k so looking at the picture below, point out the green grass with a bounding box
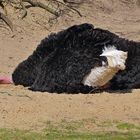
[116,122,140,130]
[1,120,140,140]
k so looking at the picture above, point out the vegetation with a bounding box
[1,119,140,140]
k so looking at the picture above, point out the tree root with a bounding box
[20,0,27,19]
[55,0,82,17]
[22,0,60,16]
[0,12,13,31]
[0,0,82,31]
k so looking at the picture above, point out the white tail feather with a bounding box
[82,46,128,87]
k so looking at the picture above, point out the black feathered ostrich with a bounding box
[0,23,140,93]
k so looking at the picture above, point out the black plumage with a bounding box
[12,23,140,93]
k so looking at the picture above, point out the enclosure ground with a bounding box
[0,0,140,134]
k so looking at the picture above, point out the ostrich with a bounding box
[0,23,139,93]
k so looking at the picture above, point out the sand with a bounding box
[0,0,140,130]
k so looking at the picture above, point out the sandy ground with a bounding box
[0,0,140,130]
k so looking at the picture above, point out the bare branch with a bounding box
[20,0,27,19]
[0,12,13,31]
[22,0,60,16]
[54,0,82,17]
[0,0,83,32]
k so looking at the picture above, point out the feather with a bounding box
[83,46,128,87]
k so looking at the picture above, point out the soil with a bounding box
[0,0,140,131]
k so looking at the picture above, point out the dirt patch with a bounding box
[0,0,140,130]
